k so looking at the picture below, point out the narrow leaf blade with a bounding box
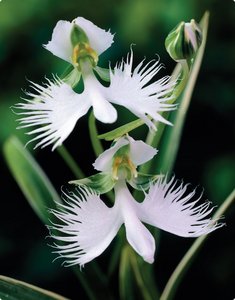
[0,275,69,300]
[3,136,61,224]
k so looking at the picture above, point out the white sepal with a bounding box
[127,136,157,166]
[93,137,129,172]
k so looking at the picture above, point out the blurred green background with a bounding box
[0,0,234,299]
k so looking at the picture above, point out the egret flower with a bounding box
[48,176,222,267]
[15,17,176,150]
[70,135,159,192]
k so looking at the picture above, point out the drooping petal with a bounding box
[127,136,157,166]
[44,17,114,63]
[107,50,177,130]
[83,69,117,123]
[137,176,224,237]
[93,136,129,172]
[15,77,91,150]
[48,187,122,267]
[115,180,156,263]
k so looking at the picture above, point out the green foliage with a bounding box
[0,275,69,300]
[3,136,61,224]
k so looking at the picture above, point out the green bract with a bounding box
[165,19,202,62]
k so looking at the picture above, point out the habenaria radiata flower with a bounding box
[48,176,223,267]
[70,135,159,192]
[15,17,176,150]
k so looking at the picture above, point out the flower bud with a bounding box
[70,22,98,67]
[165,19,202,61]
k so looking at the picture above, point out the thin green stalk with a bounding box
[57,145,85,178]
[88,112,104,157]
[160,189,235,300]
[72,267,97,300]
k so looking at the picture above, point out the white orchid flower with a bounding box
[49,176,222,267]
[15,17,176,150]
[93,135,158,178]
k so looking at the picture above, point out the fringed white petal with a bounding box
[93,137,129,172]
[15,77,90,150]
[108,50,177,130]
[137,176,224,237]
[44,17,114,63]
[48,187,122,267]
[115,181,156,263]
[127,136,158,166]
[74,17,114,55]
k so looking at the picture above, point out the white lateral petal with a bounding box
[127,136,158,166]
[115,181,156,263]
[74,17,114,55]
[49,187,122,267]
[137,176,224,237]
[15,77,91,150]
[93,137,129,172]
[44,20,74,63]
[108,50,177,130]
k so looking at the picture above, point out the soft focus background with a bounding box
[0,0,234,299]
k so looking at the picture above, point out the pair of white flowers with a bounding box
[15,17,222,267]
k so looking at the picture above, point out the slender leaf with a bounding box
[160,188,235,300]
[98,119,144,141]
[3,136,61,224]
[0,275,69,300]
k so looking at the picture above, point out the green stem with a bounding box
[160,188,235,300]
[72,267,97,300]
[88,112,104,156]
[57,145,85,178]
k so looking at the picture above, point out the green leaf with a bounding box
[3,136,61,224]
[160,188,235,300]
[98,119,144,141]
[147,11,210,175]
[94,66,110,82]
[69,172,115,194]
[0,275,70,300]
[128,173,162,191]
